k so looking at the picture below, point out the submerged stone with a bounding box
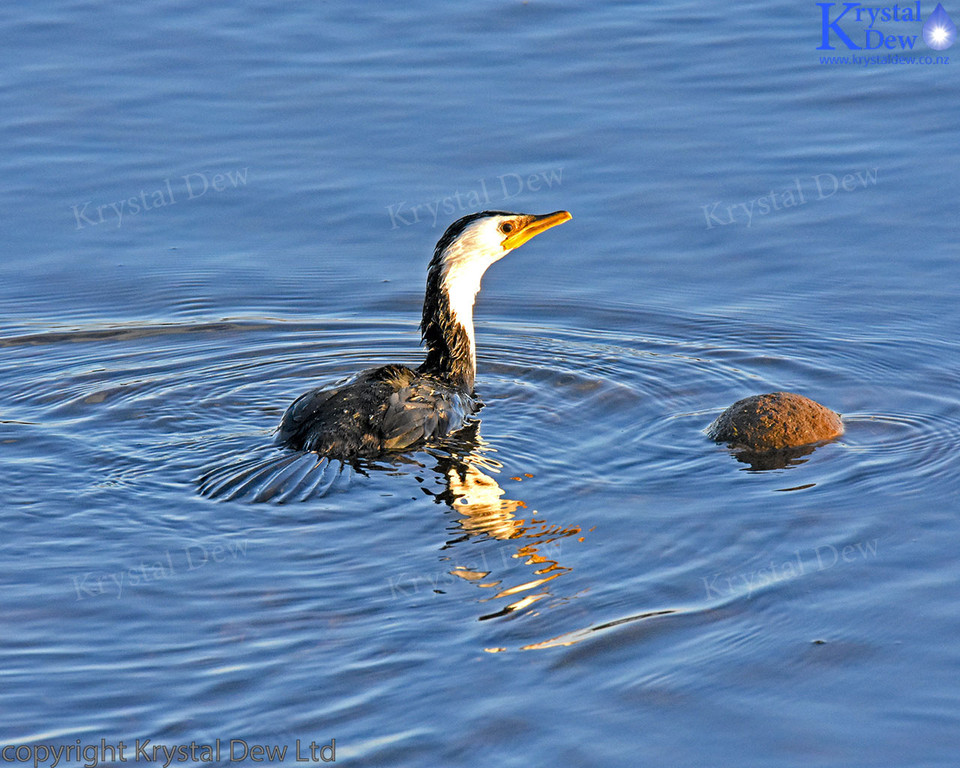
[707,392,843,452]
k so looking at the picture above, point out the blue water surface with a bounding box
[2,1,959,766]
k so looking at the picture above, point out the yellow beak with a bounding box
[501,210,572,251]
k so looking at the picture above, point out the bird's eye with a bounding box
[500,222,515,234]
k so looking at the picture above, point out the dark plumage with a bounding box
[277,210,571,459]
[275,364,474,456]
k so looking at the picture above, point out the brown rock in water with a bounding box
[707,392,843,452]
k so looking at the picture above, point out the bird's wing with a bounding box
[276,366,420,454]
[275,385,341,446]
[381,380,467,452]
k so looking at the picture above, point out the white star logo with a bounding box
[929,24,950,45]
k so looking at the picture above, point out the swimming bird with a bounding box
[276,210,571,459]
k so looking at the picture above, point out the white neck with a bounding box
[441,260,483,371]
[437,223,508,373]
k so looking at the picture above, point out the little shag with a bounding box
[276,210,571,459]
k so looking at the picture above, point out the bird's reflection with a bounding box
[199,419,589,625]
[418,421,587,622]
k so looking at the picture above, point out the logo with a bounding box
[817,2,955,51]
[923,2,957,48]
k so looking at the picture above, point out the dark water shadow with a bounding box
[724,442,820,471]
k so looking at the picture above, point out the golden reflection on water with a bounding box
[426,428,588,624]
[426,432,681,651]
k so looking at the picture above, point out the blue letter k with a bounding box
[817,3,862,50]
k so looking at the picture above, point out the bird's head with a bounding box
[420,209,571,389]
[431,210,572,277]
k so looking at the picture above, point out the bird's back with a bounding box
[276,364,477,459]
